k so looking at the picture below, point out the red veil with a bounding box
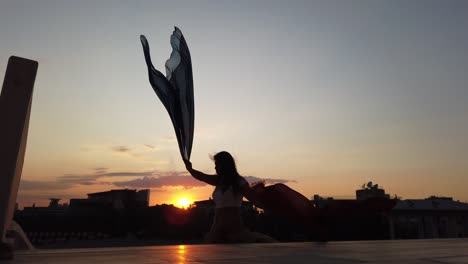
[244,182,318,227]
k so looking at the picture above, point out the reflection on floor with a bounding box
[6,238,468,264]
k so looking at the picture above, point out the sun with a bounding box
[176,197,192,209]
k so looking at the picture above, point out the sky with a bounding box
[1,0,467,207]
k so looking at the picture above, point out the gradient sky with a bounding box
[1,0,467,207]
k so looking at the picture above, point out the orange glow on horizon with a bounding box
[175,197,192,209]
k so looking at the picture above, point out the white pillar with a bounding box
[0,56,38,242]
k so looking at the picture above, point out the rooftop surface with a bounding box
[6,239,468,264]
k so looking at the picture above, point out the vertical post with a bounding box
[0,56,38,243]
[389,215,395,240]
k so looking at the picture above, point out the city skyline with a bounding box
[1,0,467,207]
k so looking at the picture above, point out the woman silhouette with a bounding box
[184,151,276,243]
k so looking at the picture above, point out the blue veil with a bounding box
[140,27,194,161]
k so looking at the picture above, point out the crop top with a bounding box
[212,176,248,209]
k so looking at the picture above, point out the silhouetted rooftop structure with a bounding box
[356,181,390,200]
[70,189,150,210]
[389,196,468,239]
[48,199,61,208]
[193,199,214,209]
[21,199,68,217]
[394,197,468,211]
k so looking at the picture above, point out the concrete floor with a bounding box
[5,239,468,264]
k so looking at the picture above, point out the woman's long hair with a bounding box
[212,151,241,194]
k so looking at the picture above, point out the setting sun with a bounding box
[176,197,192,209]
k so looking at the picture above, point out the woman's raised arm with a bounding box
[184,160,218,186]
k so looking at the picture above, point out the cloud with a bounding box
[55,170,156,186]
[20,169,294,194]
[19,180,72,190]
[94,167,108,173]
[113,175,206,189]
[19,169,203,192]
[57,174,101,186]
[244,176,295,185]
[112,174,294,189]
[97,171,154,177]
[135,144,160,154]
[19,176,114,191]
[112,145,130,152]
[19,169,155,191]
[80,144,162,165]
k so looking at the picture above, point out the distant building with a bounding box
[48,198,60,208]
[313,182,391,208]
[314,184,468,240]
[193,199,214,209]
[21,199,68,217]
[356,182,390,200]
[312,195,336,209]
[312,183,396,241]
[70,189,150,210]
[390,196,468,239]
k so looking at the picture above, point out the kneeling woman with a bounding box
[184,151,275,243]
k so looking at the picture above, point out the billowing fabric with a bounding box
[247,182,318,226]
[140,27,194,161]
